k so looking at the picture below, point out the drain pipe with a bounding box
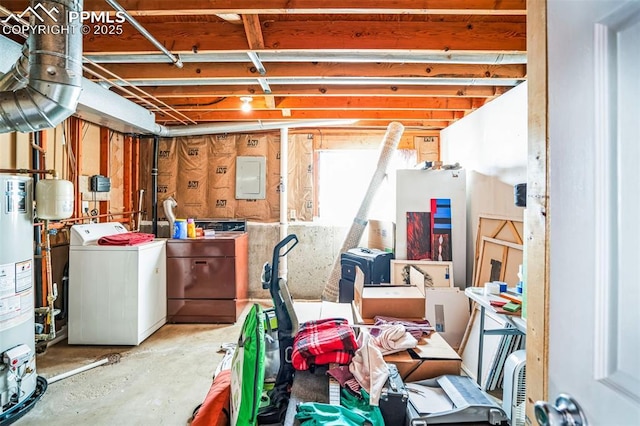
[279,126,289,279]
[0,0,83,134]
[105,0,183,68]
[47,354,121,384]
[32,133,44,308]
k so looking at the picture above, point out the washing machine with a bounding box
[68,222,166,345]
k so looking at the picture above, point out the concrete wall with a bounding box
[441,82,528,284]
[150,221,352,300]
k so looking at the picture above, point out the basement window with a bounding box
[317,149,416,224]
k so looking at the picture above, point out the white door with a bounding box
[546,0,640,424]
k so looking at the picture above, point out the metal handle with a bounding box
[534,394,589,426]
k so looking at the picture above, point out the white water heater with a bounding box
[0,175,38,417]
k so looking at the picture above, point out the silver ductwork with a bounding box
[0,0,83,134]
[0,45,29,91]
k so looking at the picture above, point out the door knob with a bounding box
[534,394,589,426]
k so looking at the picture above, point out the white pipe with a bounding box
[47,357,110,384]
[279,126,289,278]
[163,197,177,237]
[154,119,357,138]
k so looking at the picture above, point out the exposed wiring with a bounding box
[170,97,227,108]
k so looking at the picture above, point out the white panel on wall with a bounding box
[236,156,266,199]
[396,168,467,288]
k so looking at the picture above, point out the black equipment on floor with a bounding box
[339,247,393,303]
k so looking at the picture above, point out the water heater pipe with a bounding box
[0,168,57,178]
[34,219,57,342]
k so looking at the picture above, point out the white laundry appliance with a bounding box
[68,222,166,345]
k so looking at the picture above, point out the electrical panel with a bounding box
[90,175,111,192]
[235,156,266,200]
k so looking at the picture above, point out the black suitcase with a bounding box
[379,363,408,426]
[340,247,393,284]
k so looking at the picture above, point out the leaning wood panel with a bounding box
[472,214,524,282]
[473,236,523,288]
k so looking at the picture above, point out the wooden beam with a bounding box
[242,14,265,49]
[274,96,486,110]
[3,0,527,15]
[155,108,458,121]
[123,134,133,223]
[121,84,512,98]
[83,20,526,53]
[132,137,140,214]
[150,96,484,111]
[99,127,110,221]
[525,0,548,421]
[95,62,526,80]
[68,117,83,219]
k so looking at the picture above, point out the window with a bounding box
[317,149,416,224]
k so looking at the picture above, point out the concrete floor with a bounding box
[14,320,243,426]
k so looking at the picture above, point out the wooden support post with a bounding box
[132,136,140,227]
[69,117,83,219]
[123,135,133,225]
[99,127,111,221]
[526,0,549,420]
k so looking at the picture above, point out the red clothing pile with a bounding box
[97,232,155,246]
[291,318,358,370]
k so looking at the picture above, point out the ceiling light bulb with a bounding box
[240,96,253,112]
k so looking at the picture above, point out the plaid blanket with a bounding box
[292,318,358,370]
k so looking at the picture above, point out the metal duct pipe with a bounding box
[0,44,29,91]
[0,0,83,134]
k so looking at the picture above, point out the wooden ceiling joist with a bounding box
[3,0,527,16]
[82,20,526,53]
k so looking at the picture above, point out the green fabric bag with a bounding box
[230,304,266,426]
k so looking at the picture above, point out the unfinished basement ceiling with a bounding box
[1,0,527,130]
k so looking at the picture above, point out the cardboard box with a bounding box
[293,301,354,324]
[368,219,395,253]
[384,332,462,382]
[425,287,470,351]
[353,267,425,321]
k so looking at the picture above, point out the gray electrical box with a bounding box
[235,156,266,200]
